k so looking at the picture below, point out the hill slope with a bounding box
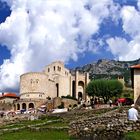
[72,58,140,84]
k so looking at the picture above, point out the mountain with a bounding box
[71,58,140,85]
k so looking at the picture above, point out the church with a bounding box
[14,61,90,111]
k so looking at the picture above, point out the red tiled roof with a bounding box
[130,64,140,69]
[0,93,19,98]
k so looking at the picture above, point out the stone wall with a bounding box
[69,109,140,139]
[53,97,77,108]
[20,72,48,99]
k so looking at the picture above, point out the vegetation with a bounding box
[86,79,123,103]
[61,95,77,101]
[0,130,72,140]
[0,115,74,140]
[124,131,140,140]
[121,89,134,99]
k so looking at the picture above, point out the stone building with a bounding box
[14,61,90,111]
[0,93,19,104]
[131,64,140,104]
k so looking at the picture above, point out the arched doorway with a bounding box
[78,81,84,100]
[78,92,82,101]
[17,104,20,110]
[56,83,59,97]
[22,103,26,110]
[72,81,76,98]
[29,103,34,109]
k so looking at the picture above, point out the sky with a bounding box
[0,0,140,93]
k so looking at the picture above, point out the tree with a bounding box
[86,79,123,103]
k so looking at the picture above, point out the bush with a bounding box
[61,95,77,101]
[38,115,47,120]
[123,93,130,98]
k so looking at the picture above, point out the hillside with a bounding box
[72,58,140,85]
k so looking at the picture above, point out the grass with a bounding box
[0,129,76,140]
[0,115,61,129]
[0,115,74,140]
[124,131,140,140]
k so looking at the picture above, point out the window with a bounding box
[30,79,33,84]
[39,95,42,97]
[54,66,55,71]
[36,79,39,83]
[58,66,61,71]
[31,79,39,84]
[48,68,50,72]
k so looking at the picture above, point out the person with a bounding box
[90,98,95,109]
[128,104,139,121]
[109,99,112,107]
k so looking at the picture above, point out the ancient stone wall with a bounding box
[69,110,140,139]
[20,72,48,99]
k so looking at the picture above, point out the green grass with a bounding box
[124,131,140,140]
[0,116,62,129]
[0,116,74,140]
[46,121,67,127]
[0,129,76,140]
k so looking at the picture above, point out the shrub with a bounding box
[61,95,77,101]
[38,115,47,120]
[123,93,130,98]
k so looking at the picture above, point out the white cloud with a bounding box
[137,0,140,10]
[121,6,140,37]
[107,37,129,60]
[107,37,140,61]
[107,3,140,61]
[0,0,119,92]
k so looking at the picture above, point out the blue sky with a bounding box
[0,0,140,92]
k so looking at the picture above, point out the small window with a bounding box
[31,79,33,84]
[58,66,61,71]
[48,68,50,72]
[36,79,39,83]
[54,66,55,71]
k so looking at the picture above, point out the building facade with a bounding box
[131,64,140,104]
[14,61,90,111]
[0,93,19,104]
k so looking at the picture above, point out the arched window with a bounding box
[72,81,76,98]
[29,103,34,109]
[22,103,26,110]
[56,83,59,97]
[17,104,20,110]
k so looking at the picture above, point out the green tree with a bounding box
[86,79,123,103]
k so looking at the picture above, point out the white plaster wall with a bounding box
[46,79,57,98]
[58,76,70,97]
[134,69,140,103]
